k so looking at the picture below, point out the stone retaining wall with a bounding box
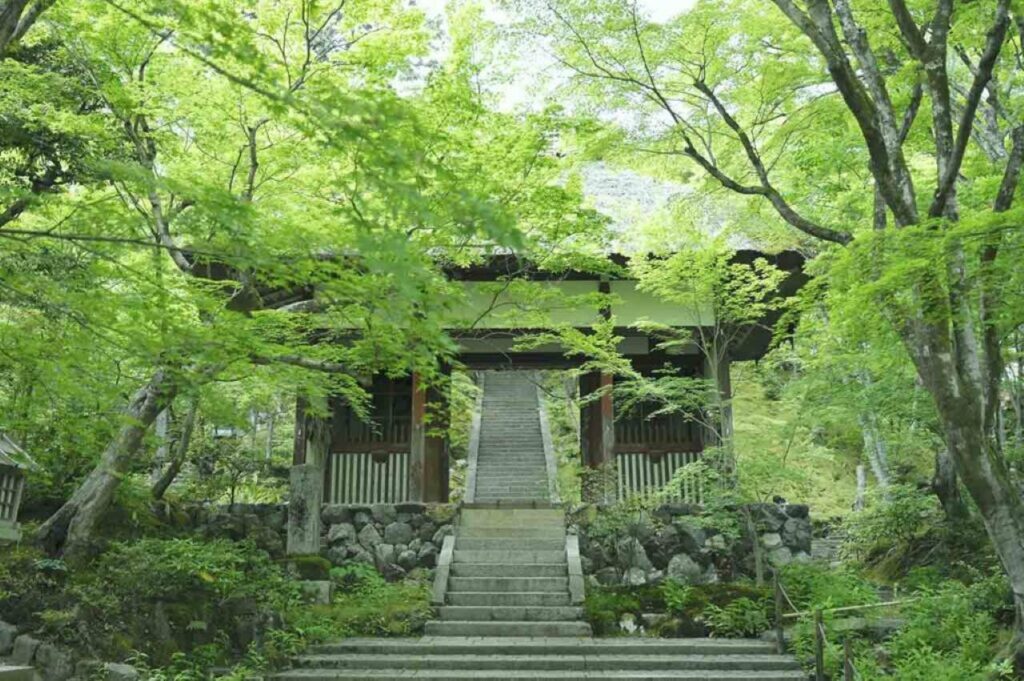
[318,503,456,580]
[571,502,812,588]
[185,502,456,580]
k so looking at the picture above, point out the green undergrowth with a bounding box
[0,539,431,680]
[585,580,771,638]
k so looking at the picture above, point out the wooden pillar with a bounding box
[425,368,451,502]
[598,372,615,467]
[410,374,427,502]
[580,371,615,468]
[410,371,449,502]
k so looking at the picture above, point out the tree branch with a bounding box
[929,0,1010,218]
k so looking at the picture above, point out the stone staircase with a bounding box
[276,370,805,679]
[472,371,550,502]
[426,506,590,637]
[275,637,808,679]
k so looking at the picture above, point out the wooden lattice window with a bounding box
[331,376,412,453]
[0,465,23,524]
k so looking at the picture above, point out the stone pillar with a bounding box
[287,463,323,555]
[287,395,328,556]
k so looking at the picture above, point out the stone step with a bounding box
[292,654,801,672]
[307,639,781,656]
[452,563,568,578]
[454,550,566,564]
[460,509,564,525]
[464,497,561,507]
[424,620,593,637]
[458,526,566,539]
[276,671,807,680]
[456,538,564,551]
[448,576,569,592]
[474,488,549,497]
[475,496,552,503]
[438,606,584,621]
[0,667,34,681]
[447,592,571,606]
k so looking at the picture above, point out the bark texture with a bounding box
[34,369,177,560]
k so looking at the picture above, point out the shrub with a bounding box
[702,597,770,638]
[73,538,300,662]
[842,485,942,560]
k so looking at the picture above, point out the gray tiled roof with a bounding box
[0,433,36,470]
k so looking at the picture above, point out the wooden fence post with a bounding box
[814,609,825,681]
[773,571,786,654]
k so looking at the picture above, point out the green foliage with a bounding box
[287,577,432,640]
[287,555,332,582]
[779,563,878,612]
[842,485,947,570]
[702,598,770,638]
[329,562,386,594]
[84,538,298,609]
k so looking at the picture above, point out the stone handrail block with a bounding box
[463,373,485,504]
[431,534,456,606]
[565,534,585,605]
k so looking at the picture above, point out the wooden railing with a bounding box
[772,570,867,681]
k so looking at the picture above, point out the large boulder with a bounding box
[418,521,438,542]
[784,504,809,519]
[374,543,397,569]
[12,635,39,666]
[352,509,373,529]
[322,504,352,525]
[325,544,348,566]
[614,537,652,571]
[748,503,787,533]
[769,546,794,566]
[0,620,16,655]
[666,553,706,585]
[372,504,398,525]
[432,524,454,545]
[673,520,707,555]
[417,542,438,568]
[397,549,418,571]
[103,663,140,681]
[358,523,383,550]
[349,547,374,566]
[594,567,620,586]
[624,567,647,586]
[34,642,74,681]
[327,522,357,546]
[782,518,812,553]
[381,562,406,581]
[384,521,415,546]
[644,525,682,570]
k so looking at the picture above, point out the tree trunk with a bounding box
[858,412,891,490]
[152,397,199,500]
[35,369,177,560]
[944,420,1024,665]
[931,448,969,523]
[854,465,866,511]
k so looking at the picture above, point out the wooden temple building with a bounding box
[286,251,805,539]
